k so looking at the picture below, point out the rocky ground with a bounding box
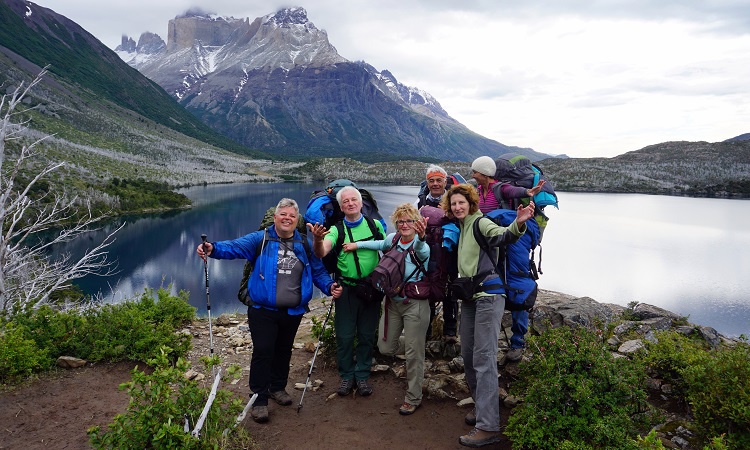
[1,290,725,450]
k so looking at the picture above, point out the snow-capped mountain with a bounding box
[117,7,538,161]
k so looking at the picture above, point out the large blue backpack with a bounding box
[472,209,541,311]
[303,179,386,274]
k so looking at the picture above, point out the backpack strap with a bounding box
[491,183,517,210]
[345,225,365,279]
[364,215,385,240]
[389,233,427,285]
[472,217,509,294]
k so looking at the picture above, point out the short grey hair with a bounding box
[275,198,299,214]
[335,186,362,206]
[426,164,448,179]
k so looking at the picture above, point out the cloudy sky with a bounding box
[39,0,750,158]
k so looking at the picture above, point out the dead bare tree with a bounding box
[0,68,122,314]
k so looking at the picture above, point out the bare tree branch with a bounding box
[0,68,121,314]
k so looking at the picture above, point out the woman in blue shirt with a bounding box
[343,203,429,416]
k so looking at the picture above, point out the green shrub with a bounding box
[311,300,336,364]
[640,332,750,448]
[10,305,86,367]
[4,288,195,383]
[639,330,708,395]
[681,341,750,449]
[635,430,666,449]
[0,322,48,383]
[81,289,195,362]
[505,325,647,450]
[88,348,249,449]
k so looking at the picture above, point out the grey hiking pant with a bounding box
[460,294,504,432]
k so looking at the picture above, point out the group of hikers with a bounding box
[196,155,554,448]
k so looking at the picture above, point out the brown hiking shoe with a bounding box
[464,408,477,425]
[459,428,502,447]
[250,405,269,423]
[270,390,293,406]
[398,401,420,415]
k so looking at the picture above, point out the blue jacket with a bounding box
[210,226,334,315]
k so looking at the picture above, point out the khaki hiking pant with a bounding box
[377,297,431,405]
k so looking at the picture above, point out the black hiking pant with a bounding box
[247,306,302,406]
[427,292,458,338]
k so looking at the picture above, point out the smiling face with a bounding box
[274,206,299,238]
[450,193,470,221]
[395,214,417,239]
[338,188,362,220]
[427,175,447,197]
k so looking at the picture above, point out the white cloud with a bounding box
[37,0,750,157]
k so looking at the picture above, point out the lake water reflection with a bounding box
[70,183,750,337]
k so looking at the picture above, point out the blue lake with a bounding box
[68,183,750,337]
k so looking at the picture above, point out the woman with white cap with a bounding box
[470,156,500,213]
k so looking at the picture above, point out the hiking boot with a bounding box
[464,408,477,425]
[459,428,502,447]
[337,378,354,396]
[506,347,524,362]
[250,405,269,424]
[398,401,420,415]
[270,390,293,406]
[356,379,373,396]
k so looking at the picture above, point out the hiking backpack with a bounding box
[491,153,559,240]
[472,209,541,311]
[370,233,426,299]
[303,179,387,274]
[401,206,456,304]
[237,207,310,306]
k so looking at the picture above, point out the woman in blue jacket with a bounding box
[197,198,342,424]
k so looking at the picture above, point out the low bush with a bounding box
[310,300,336,364]
[640,332,750,448]
[2,287,195,385]
[505,325,648,450]
[681,341,750,448]
[0,322,49,384]
[88,348,250,449]
[638,330,708,396]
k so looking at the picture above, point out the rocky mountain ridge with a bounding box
[116,6,545,162]
[540,139,750,198]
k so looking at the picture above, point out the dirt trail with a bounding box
[0,299,513,450]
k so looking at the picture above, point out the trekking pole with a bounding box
[297,297,335,413]
[201,234,217,378]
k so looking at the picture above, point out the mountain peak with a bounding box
[264,7,310,26]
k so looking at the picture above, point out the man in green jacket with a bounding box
[308,186,385,397]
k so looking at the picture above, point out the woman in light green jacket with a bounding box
[441,183,534,448]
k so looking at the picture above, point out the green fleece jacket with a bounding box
[457,210,526,298]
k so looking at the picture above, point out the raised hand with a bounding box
[515,201,535,224]
[413,216,428,240]
[306,222,329,240]
[528,180,546,197]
